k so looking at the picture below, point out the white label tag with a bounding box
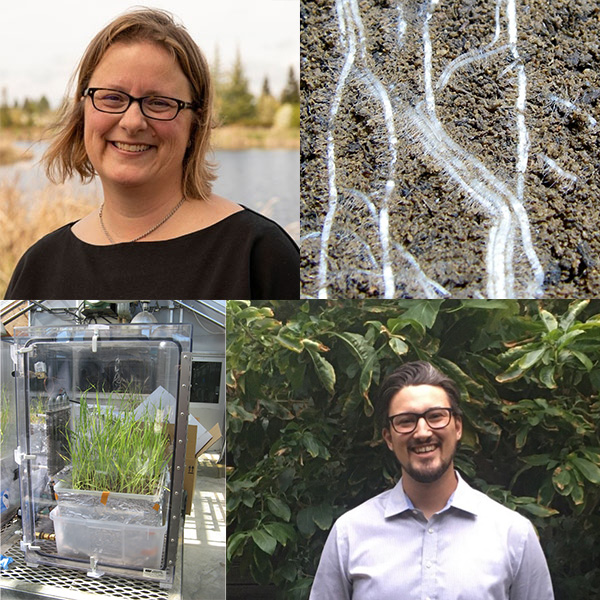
[143,568,167,581]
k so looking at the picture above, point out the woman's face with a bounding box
[84,41,194,193]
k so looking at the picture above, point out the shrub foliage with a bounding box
[226,300,600,599]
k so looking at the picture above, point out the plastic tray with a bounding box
[49,506,167,569]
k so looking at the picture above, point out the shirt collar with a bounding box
[384,471,481,518]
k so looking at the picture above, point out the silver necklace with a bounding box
[99,197,186,244]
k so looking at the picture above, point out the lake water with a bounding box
[0,141,299,242]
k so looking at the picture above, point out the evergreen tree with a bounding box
[23,97,35,114]
[38,95,50,113]
[0,87,12,127]
[218,48,256,125]
[211,44,224,118]
[261,76,271,97]
[280,66,299,104]
[256,76,279,127]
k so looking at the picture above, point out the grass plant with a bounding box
[0,180,97,297]
[66,391,171,496]
[0,387,10,452]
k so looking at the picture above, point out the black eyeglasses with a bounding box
[388,407,455,434]
[84,88,196,121]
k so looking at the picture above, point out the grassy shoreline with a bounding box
[0,124,298,165]
[0,140,34,166]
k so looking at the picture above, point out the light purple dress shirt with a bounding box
[310,472,554,600]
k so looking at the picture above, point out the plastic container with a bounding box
[53,468,167,526]
[50,506,167,569]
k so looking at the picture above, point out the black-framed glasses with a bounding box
[388,407,455,434]
[84,88,196,121]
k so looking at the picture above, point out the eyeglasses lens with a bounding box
[92,89,178,120]
[391,409,451,433]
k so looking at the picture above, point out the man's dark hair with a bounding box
[376,361,462,430]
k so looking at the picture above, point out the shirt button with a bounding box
[428,528,434,534]
[426,561,432,569]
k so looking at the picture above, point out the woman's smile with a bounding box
[109,141,155,153]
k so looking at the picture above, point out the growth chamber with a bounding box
[12,323,192,588]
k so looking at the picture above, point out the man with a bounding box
[310,361,554,599]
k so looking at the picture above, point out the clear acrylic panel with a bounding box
[1,337,19,524]
[12,324,191,586]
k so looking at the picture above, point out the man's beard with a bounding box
[400,447,456,483]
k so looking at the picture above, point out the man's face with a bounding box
[382,384,462,484]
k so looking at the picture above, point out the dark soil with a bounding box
[301,0,600,298]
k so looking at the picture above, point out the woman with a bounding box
[5,8,299,299]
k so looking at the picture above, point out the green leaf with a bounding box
[275,331,304,353]
[226,531,249,561]
[537,477,555,507]
[496,363,524,383]
[242,489,256,508]
[305,346,336,394]
[458,300,518,310]
[296,505,333,535]
[401,301,442,330]
[341,392,363,419]
[521,454,553,466]
[359,352,380,403]
[517,347,547,370]
[303,433,321,458]
[516,426,529,449]
[570,350,593,371]
[557,329,585,349]
[330,332,373,364]
[227,402,257,423]
[266,497,291,522]
[251,529,277,555]
[520,503,559,517]
[388,336,409,357]
[275,562,298,582]
[559,300,590,331]
[539,309,558,332]
[312,504,334,530]
[552,466,573,495]
[264,522,296,546]
[278,468,295,492]
[297,507,316,536]
[570,457,600,484]
[580,449,600,464]
[539,365,557,389]
[570,481,585,506]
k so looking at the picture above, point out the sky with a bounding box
[0,0,299,108]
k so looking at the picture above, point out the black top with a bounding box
[5,207,299,299]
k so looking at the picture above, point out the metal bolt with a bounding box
[174,491,179,496]
[169,560,173,565]
[170,538,175,543]
[172,515,177,520]
[177,466,181,470]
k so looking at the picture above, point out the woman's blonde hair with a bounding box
[43,7,216,200]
